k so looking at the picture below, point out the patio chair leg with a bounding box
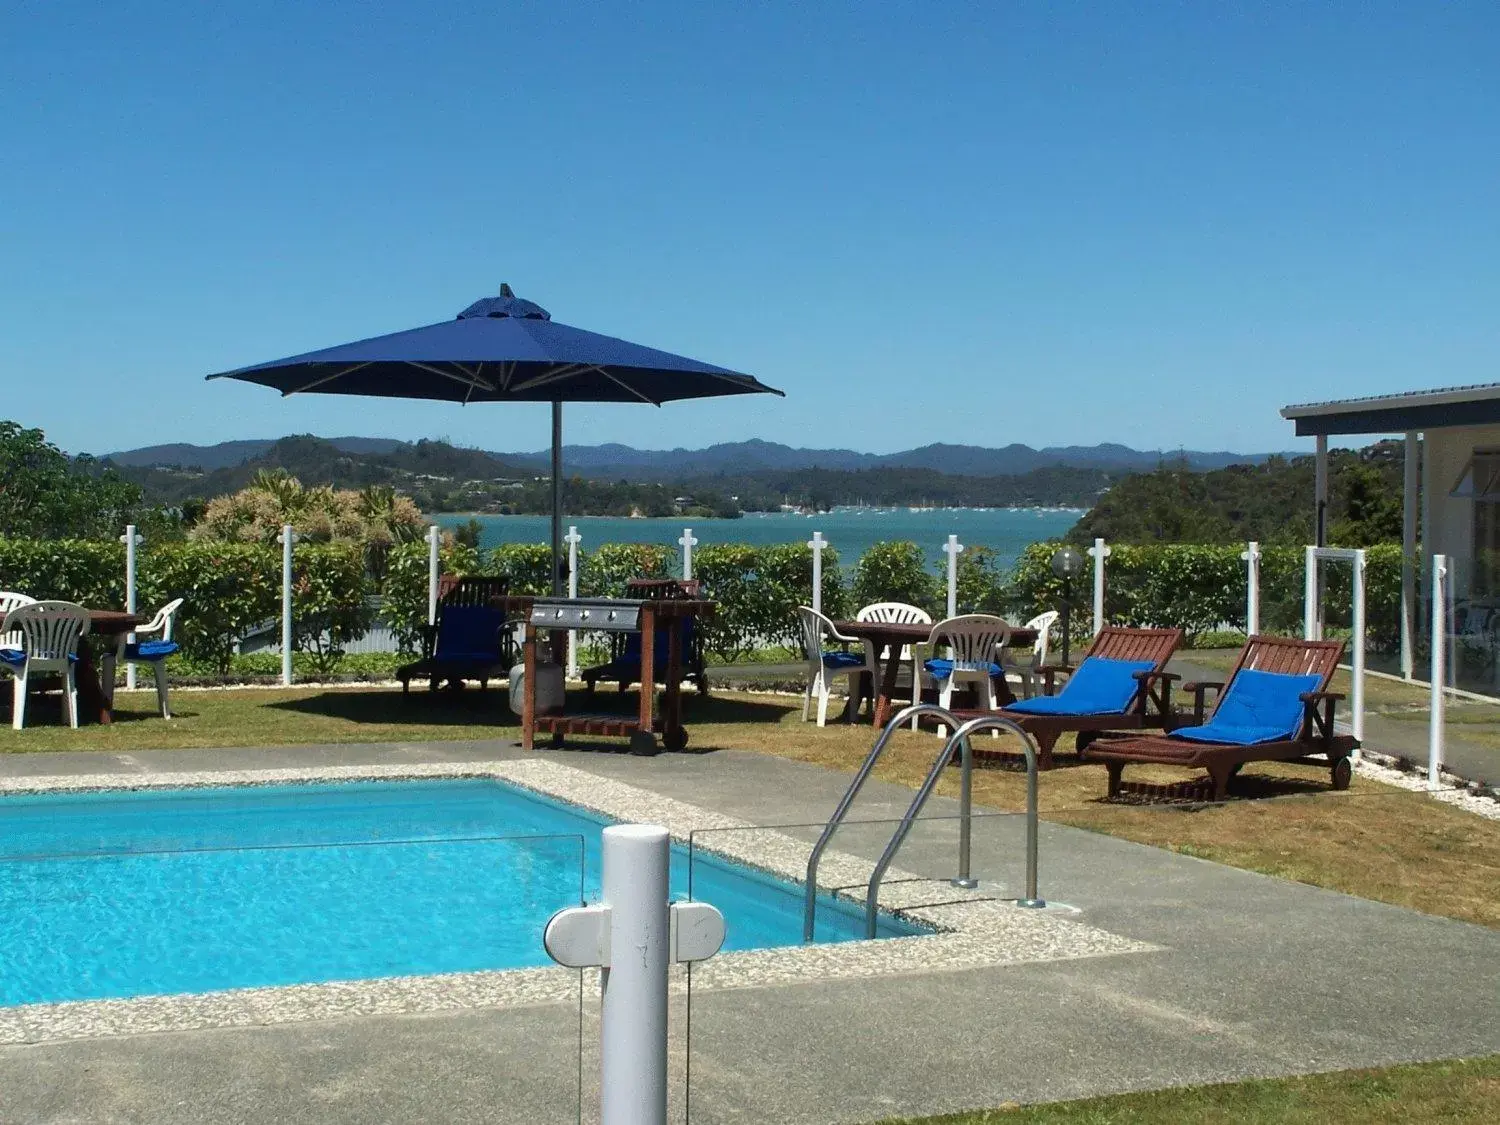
[816,682,830,727]
[12,674,25,731]
[801,681,812,722]
[1105,761,1124,798]
[1032,730,1060,770]
[1207,764,1232,801]
[153,661,171,720]
[65,669,79,729]
[102,652,117,709]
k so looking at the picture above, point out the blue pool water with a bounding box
[0,780,921,1007]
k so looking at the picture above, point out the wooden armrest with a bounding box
[1300,690,1345,702]
[1182,680,1223,694]
[1134,670,1180,682]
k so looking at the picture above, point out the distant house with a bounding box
[1282,381,1500,693]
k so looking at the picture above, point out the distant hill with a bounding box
[107,435,1287,477]
[105,436,405,470]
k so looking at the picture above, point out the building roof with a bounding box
[1281,382,1500,436]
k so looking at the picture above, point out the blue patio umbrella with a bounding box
[208,285,782,592]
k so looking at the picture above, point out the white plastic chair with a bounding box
[1001,610,1060,699]
[0,591,37,653]
[856,601,933,726]
[104,598,184,719]
[1,601,91,730]
[797,606,865,727]
[921,615,1012,735]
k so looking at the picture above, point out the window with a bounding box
[1454,451,1500,598]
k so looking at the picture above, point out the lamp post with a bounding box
[1050,546,1084,668]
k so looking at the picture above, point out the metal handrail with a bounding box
[862,714,1044,939]
[803,703,960,942]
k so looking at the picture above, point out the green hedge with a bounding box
[0,537,1407,678]
[1005,542,1404,648]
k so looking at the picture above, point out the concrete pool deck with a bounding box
[1,740,1498,1124]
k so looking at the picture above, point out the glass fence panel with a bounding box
[681,811,1031,1123]
[0,826,587,1124]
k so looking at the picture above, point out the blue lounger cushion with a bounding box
[125,640,180,660]
[923,657,1004,680]
[822,650,864,669]
[1168,668,1323,746]
[433,605,507,662]
[1005,656,1156,716]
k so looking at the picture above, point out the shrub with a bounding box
[755,542,849,650]
[581,543,673,597]
[382,539,480,652]
[854,541,939,616]
[138,542,280,674]
[291,543,373,675]
[484,542,556,595]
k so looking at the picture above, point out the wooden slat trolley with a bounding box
[503,582,715,755]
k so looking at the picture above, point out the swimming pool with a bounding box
[0,778,922,1007]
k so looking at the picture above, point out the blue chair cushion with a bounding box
[433,605,506,662]
[0,648,77,666]
[822,650,864,670]
[1168,669,1322,746]
[125,640,180,660]
[619,618,697,672]
[1005,656,1155,716]
[924,657,1003,680]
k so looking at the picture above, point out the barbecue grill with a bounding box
[498,592,715,755]
[527,597,645,632]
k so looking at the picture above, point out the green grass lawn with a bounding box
[881,1055,1500,1123]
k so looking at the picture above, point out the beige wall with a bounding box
[1424,424,1500,599]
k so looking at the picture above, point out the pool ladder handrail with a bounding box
[803,703,962,943]
[862,713,1044,939]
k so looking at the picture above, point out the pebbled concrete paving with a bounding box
[0,741,1497,1123]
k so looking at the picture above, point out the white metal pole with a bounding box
[426,524,440,627]
[1303,545,1318,640]
[1087,538,1110,635]
[120,525,142,691]
[1351,548,1366,751]
[807,532,825,616]
[1429,555,1447,790]
[678,528,697,582]
[566,525,582,679]
[1241,541,1260,636]
[600,824,669,1125]
[944,534,963,619]
[279,524,295,687]
[1400,432,1418,679]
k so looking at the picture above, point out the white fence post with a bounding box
[1351,548,1366,751]
[678,528,698,582]
[943,534,964,619]
[278,524,297,687]
[544,824,725,1125]
[1086,538,1110,634]
[1303,545,1318,640]
[426,525,441,627]
[807,531,827,615]
[1241,541,1261,636]
[565,525,582,679]
[1429,554,1447,790]
[119,525,143,691]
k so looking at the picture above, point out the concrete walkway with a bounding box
[0,742,1497,1123]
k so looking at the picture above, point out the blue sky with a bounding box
[3,2,1496,458]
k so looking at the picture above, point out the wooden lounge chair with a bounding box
[583,579,708,697]
[935,625,1183,769]
[1085,635,1357,801]
[397,577,512,694]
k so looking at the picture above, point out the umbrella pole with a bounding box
[551,401,564,596]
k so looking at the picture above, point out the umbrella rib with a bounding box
[282,362,374,396]
[593,366,661,406]
[409,361,495,391]
[507,364,591,393]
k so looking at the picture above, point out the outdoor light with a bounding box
[1050,546,1084,668]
